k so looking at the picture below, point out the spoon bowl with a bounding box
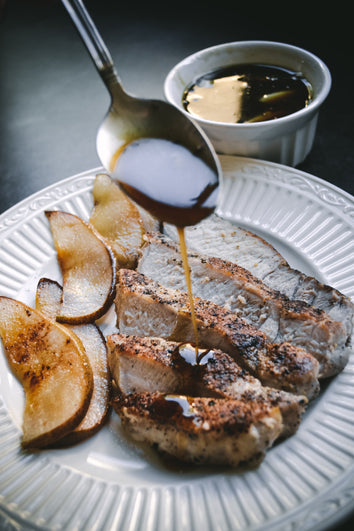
[61,0,221,225]
[96,71,220,176]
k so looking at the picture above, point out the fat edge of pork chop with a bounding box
[107,333,308,439]
[113,391,282,467]
[137,232,350,378]
[163,215,354,338]
[115,269,320,399]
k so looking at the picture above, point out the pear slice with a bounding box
[0,296,93,449]
[89,173,159,269]
[36,278,111,443]
[45,210,116,324]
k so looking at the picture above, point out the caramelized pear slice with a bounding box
[45,210,116,324]
[36,278,111,443]
[89,173,158,269]
[0,296,93,449]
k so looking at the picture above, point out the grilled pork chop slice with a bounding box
[113,391,282,467]
[107,334,307,438]
[115,269,320,398]
[163,215,354,337]
[137,232,350,378]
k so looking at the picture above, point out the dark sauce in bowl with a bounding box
[183,63,313,124]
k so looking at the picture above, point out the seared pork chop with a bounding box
[107,334,308,438]
[163,215,354,337]
[115,269,320,399]
[113,391,282,467]
[137,232,350,378]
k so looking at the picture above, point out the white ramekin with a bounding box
[164,41,331,166]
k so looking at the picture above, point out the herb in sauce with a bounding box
[183,63,312,124]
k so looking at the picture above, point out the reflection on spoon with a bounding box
[61,0,221,227]
[110,138,219,227]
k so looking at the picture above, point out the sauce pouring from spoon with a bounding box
[60,0,221,226]
[60,0,221,350]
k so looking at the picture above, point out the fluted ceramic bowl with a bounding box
[164,41,331,166]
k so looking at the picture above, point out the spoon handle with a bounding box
[61,0,120,88]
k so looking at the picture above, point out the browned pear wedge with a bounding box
[0,296,93,449]
[89,173,159,269]
[45,210,116,324]
[36,278,111,444]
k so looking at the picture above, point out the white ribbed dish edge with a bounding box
[0,156,353,531]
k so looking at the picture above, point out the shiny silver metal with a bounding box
[60,0,221,180]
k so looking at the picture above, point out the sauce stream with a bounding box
[110,137,219,350]
[177,227,199,351]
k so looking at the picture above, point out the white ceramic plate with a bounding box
[0,156,353,531]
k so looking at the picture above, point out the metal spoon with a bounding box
[60,0,221,224]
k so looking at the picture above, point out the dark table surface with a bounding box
[0,1,353,530]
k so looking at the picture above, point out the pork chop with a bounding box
[115,269,320,399]
[113,391,282,467]
[163,215,354,337]
[137,232,350,378]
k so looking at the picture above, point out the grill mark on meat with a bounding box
[137,232,351,378]
[115,269,320,399]
[163,215,354,338]
[107,333,308,439]
[113,391,282,467]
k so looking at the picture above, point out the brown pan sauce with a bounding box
[183,63,312,124]
[110,137,219,350]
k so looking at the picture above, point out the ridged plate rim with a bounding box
[0,156,353,531]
